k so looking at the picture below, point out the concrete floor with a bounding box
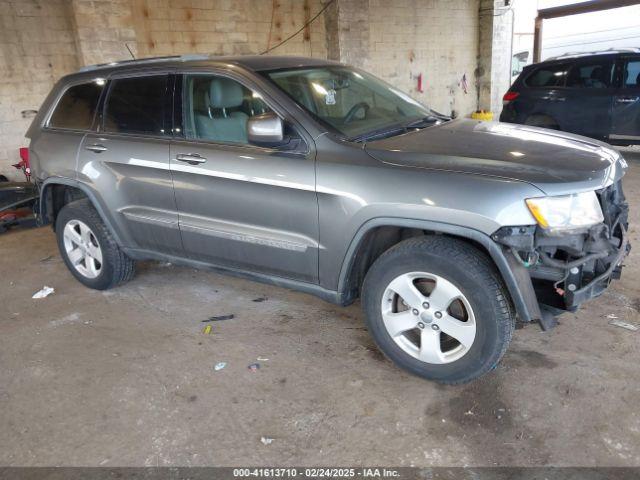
[1,156,639,467]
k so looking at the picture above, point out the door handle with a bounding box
[616,97,639,104]
[85,144,108,153]
[176,153,207,165]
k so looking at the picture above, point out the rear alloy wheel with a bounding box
[56,199,135,290]
[362,236,515,384]
[62,219,104,279]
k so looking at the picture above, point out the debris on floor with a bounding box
[202,325,213,335]
[260,436,274,445]
[39,255,53,263]
[606,314,619,319]
[252,297,267,302]
[256,357,269,362]
[248,362,260,372]
[609,319,639,332]
[202,314,235,323]
[214,362,226,371]
[32,286,54,299]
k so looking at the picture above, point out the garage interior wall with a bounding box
[0,0,80,180]
[0,0,507,180]
[331,0,481,117]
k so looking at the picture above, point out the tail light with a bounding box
[503,91,519,106]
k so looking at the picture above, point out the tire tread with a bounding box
[56,199,135,290]
[363,235,515,385]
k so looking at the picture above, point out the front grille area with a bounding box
[496,179,631,312]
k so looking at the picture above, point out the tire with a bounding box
[362,235,514,384]
[55,198,135,290]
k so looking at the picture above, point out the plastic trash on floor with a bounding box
[32,286,54,299]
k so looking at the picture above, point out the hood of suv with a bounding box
[364,119,623,195]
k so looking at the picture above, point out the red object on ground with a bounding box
[19,147,29,167]
[0,207,32,222]
[13,147,31,181]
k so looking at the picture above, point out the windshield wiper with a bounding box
[405,113,449,128]
[351,114,448,143]
[350,123,407,143]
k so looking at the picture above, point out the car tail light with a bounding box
[502,91,519,105]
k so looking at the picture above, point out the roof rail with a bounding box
[79,54,211,72]
[545,48,640,61]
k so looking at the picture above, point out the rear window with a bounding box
[525,64,569,87]
[48,81,104,130]
[566,61,614,88]
[103,75,169,136]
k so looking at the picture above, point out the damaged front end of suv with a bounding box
[494,178,630,329]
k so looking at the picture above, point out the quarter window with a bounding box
[623,59,640,88]
[104,75,169,135]
[48,81,104,130]
[566,61,614,88]
[183,74,271,144]
[525,64,569,87]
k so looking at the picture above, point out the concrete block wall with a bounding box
[74,0,328,64]
[477,0,513,114]
[368,0,480,116]
[328,0,482,117]
[0,0,79,180]
[71,0,138,65]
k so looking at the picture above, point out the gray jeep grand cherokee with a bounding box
[26,55,630,384]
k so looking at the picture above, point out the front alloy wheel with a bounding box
[381,272,476,365]
[362,236,515,384]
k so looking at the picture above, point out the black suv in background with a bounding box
[500,49,640,145]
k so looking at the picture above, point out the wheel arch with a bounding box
[39,178,125,246]
[337,218,537,322]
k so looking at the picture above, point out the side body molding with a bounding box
[337,217,540,322]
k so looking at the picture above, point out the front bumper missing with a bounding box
[565,225,628,307]
[493,180,630,322]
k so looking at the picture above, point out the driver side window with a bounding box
[183,74,271,144]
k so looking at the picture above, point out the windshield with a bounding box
[263,66,433,139]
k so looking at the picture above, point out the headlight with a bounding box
[525,191,604,232]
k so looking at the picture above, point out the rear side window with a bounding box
[566,61,614,88]
[104,75,169,135]
[525,64,568,87]
[623,59,640,88]
[48,81,104,130]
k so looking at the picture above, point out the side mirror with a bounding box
[247,112,284,145]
